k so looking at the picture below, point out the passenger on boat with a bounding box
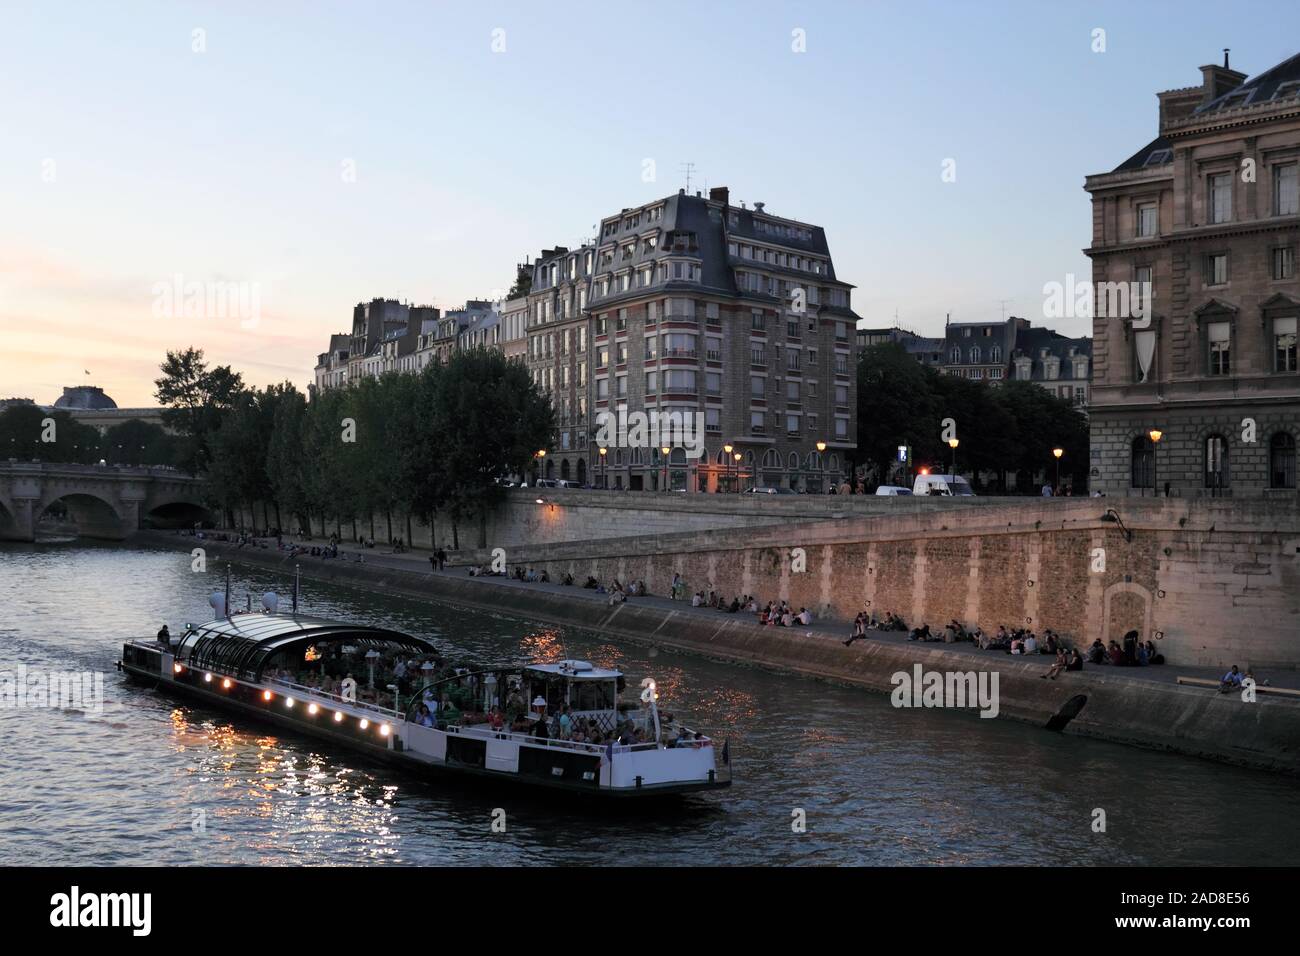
[156,624,171,648]
[416,704,435,727]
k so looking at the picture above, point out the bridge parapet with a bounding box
[0,461,205,541]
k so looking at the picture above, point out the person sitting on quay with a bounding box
[844,612,868,647]
[1041,649,1069,680]
[1023,632,1038,655]
[1066,648,1084,672]
[1136,641,1150,666]
[539,569,550,583]
[908,623,932,642]
[726,596,741,613]
[583,575,599,589]
[797,607,812,626]
[691,590,704,607]
[1107,640,1125,665]
[560,571,574,586]
[1086,638,1107,664]
[1042,630,1059,656]
[1219,665,1244,693]
[1144,640,1165,665]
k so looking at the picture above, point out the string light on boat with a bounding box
[333,711,344,723]
[307,703,319,715]
[379,724,391,737]
[285,697,295,709]
[359,718,370,730]
[204,673,213,683]
[263,690,272,702]
[173,663,183,674]
[221,678,232,689]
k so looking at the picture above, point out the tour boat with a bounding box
[118,611,731,798]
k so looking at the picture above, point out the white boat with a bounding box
[118,612,731,799]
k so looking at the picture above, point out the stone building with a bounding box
[526,186,859,492]
[1085,51,1300,497]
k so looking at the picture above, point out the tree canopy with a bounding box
[855,343,1089,491]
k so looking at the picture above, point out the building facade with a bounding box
[1085,51,1300,497]
[525,186,859,492]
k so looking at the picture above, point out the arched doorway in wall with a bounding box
[576,458,587,486]
[560,459,570,482]
[1102,581,1154,644]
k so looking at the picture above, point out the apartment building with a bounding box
[1085,51,1300,496]
[526,186,858,492]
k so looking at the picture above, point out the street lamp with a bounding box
[661,446,671,491]
[733,452,742,493]
[1148,429,1163,497]
[947,437,959,476]
[723,443,733,493]
[1052,447,1064,494]
[533,448,546,486]
[598,446,607,489]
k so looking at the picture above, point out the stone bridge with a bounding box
[0,461,209,541]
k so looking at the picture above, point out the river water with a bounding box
[1,542,1296,866]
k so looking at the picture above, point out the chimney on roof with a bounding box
[753,201,765,213]
[709,186,729,205]
[1198,56,1246,105]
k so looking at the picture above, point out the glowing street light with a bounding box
[661,446,671,491]
[947,437,959,476]
[723,443,733,492]
[1149,429,1163,497]
[598,446,607,489]
[1052,447,1064,494]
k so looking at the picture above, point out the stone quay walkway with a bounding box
[191,531,1300,695]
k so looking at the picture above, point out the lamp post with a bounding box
[1052,447,1064,494]
[661,446,671,491]
[723,443,733,493]
[947,437,959,476]
[598,446,607,489]
[1148,429,1163,497]
[733,452,742,493]
[533,448,546,486]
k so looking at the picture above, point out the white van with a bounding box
[874,485,913,496]
[912,474,976,497]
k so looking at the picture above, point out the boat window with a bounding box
[573,680,615,712]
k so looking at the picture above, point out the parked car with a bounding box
[745,486,796,495]
[874,485,913,496]
[912,474,976,497]
[553,479,581,489]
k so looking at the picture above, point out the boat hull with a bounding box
[119,658,730,800]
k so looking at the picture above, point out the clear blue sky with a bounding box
[3,0,1298,403]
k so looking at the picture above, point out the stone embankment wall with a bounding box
[233,489,1003,551]
[452,497,1300,671]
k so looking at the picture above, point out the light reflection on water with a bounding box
[0,542,1297,866]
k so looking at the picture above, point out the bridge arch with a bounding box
[38,490,128,541]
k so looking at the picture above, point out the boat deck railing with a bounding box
[443,722,712,755]
[267,678,401,720]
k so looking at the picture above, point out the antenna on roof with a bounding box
[997,299,1012,321]
[680,161,695,193]
[1224,48,1230,69]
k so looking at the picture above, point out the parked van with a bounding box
[912,474,976,497]
[874,485,913,496]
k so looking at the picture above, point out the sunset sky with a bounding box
[4,0,1297,406]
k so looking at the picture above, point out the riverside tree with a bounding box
[154,348,244,473]
[856,342,1089,492]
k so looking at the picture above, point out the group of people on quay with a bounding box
[842,611,1175,679]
